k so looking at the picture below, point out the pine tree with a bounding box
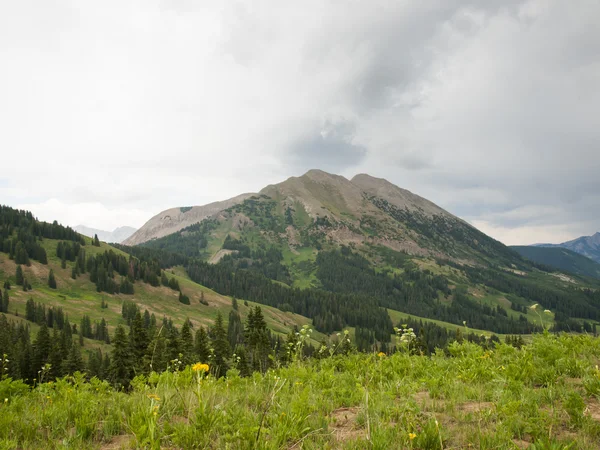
[16,265,24,286]
[180,319,194,366]
[211,312,231,377]
[93,234,100,247]
[1,289,8,313]
[129,312,148,374]
[48,270,57,289]
[109,325,134,389]
[194,326,210,363]
[32,322,51,376]
[71,266,77,279]
[245,307,271,372]
[231,297,238,310]
[49,328,64,380]
[227,308,244,349]
[63,341,84,375]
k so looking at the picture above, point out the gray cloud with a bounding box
[0,0,598,243]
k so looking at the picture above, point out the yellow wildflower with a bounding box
[192,363,210,372]
[409,432,417,440]
[377,352,386,358]
[147,394,161,401]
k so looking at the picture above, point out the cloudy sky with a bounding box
[1,0,599,245]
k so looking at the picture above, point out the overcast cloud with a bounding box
[1,0,599,244]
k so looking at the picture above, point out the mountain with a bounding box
[74,225,137,243]
[134,170,600,335]
[511,245,600,279]
[122,194,254,246]
[535,232,600,263]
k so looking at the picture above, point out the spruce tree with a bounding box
[93,234,100,247]
[49,328,64,380]
[48,270,57,289]
[1,289,8,313]
[194,326,210,363]
[129,312,148,374]
[32,321,51,376]
[227,308,244,349]
[109,325,134,389]
[211,312,231,377]
[63,341,84,375]
[180,319,194,366]
[245,307,271,373]
[15,265,24,286]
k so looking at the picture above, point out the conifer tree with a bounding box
[211,312,231,377]
[109,325,134,389]
[227,308,244,349]
[180,319,194,366]
[231,297,238,310]
[93,234,100,247]
[63,341,84,375]
[48,269,57,289]
[32,322,51,376]
[15,265,24,286]
[194,326,210,363]
[49,328,64,380]
[1,289,8,313]
[245,307,271,372]
[129,311,148,374]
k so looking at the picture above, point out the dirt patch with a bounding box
[100,435,131,449]
[457,401,495,413]
[329,407,364,443]
[411,391,446,410]
[209,249,236,264]
[586,398,600,421]
[512,439,531,449]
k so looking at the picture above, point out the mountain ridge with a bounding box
[534,232,600,263]
[74,225,136,244]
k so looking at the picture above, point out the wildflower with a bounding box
[192,363,210,373]
[544,309,551,314]
[529,303,538,310]
[147,394,161,401]
[377,352,386,358]
[409,432,417,440]
[462,321,467,326]
[4,398,7,403]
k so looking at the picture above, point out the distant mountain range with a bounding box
[511,245,600,280]
[534,232,600,264]
[74,225,137,243]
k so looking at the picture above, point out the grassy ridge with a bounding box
[1,333,600,448]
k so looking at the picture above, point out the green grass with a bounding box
[387,308,498,337]
[2,333,600,448]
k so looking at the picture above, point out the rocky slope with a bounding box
[123,193,255,245]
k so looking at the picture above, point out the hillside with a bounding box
[512,245,600,280]
[536,232,600,263]
[74,225,137,243]
[135,170,600,338]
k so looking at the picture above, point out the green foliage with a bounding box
[1,334,600,449]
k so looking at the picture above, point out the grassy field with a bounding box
[1,333,600,449]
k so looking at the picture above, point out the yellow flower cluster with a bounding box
[147,393,161,401]
[377,352,386,358]
[409,432,417,440]
[192,363,210,373]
